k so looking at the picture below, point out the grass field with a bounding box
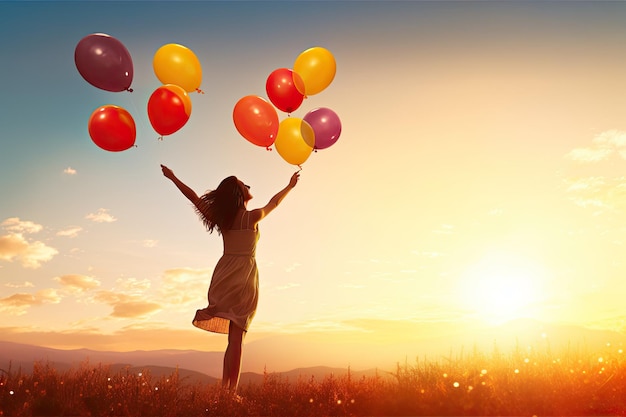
[1,341,625,416]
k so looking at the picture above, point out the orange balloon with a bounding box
[147,84,192,136]
[88,105,136,152]
[233,95,279,148]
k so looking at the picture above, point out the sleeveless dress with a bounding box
[192,212,259,334]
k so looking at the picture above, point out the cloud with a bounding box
[54,274,101,293]
[1,217,43,234]
[0,232,59,268]
[285,262,301,273]
[94,290,161,318]
[56,226,83,238]
[275,282,301,291]
[565,130,626,163]
[159,267,211,307]
[115,277,152,292]
[564,176,626,213]
[142,239,158,248]
[4,281,34,288]
[0,289,61,315]
[86,208,117,223]
[563,131,626,214]
[63,167,77,175]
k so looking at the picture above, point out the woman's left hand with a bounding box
[289,171,300,188]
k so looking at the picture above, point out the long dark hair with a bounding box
[195,176,245,234]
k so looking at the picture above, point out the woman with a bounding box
[161,164,299,392]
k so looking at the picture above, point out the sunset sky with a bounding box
[2,1,626,371]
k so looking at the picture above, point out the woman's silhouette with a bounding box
[161,164,299,392]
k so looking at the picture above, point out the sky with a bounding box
[2,1,626,371]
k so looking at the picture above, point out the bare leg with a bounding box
[222,321,246,392]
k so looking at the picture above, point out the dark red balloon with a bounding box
[265,68,304,114]
[88,105,136,152]
[75,33,134,92]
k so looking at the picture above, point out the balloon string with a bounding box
[196,88,205,94]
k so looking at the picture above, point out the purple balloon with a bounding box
[303,107,342,150]
[75,33,134,92]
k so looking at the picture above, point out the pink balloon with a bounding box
[303,107,341,150]
[75,33,134,92]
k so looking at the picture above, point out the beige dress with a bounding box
[192,212,259,334]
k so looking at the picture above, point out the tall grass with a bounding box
[1,341,625,416]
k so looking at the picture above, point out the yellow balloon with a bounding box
[153,43,202,92]
[275,118,315,166]
[293,46,336,96]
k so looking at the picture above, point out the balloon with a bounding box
[303,107,342,150]
[88,105,136,151]
[147,84,192,136]
[233,95,279,148]
[265,68,305,114]
[275,118,315,166]
[153,43,202,93]
[293,46,336,96]
[75,33,134,92]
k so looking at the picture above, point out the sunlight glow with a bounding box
[460,250,547,324]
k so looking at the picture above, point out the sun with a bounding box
[459,250,547,324]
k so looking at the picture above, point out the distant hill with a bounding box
[0,341,387,385]
[2,319,624,383]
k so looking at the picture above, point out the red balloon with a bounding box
[265,68,305,114]
[147,85,192,136]
[75,33,134,92]
[233,95,279,148]
[88,105,136,152]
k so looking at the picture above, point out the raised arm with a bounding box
[249,171,300,225]
[161,164,201,206]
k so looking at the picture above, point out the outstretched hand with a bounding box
[161,164,175,180]
[289,171,300,188]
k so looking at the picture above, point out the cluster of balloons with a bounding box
[75,33,202,151]
[233,46,342,166]
[148,43,200,137]
[76,33,137,151]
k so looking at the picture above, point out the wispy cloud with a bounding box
[275,282,301,291]
[563,131,626,214]
[54,274,101,293]
[4,281,34,289]
[0,227,58,269]
[564,176,626,213]
[285,262,302,273]
[565,130,626,163]
[63,167,77,175]
[142,239,158,248]
[86,208,117,223]
[159,267,211,308]
[94,290,161,318]
[0,289,61,315]
[56,226,83,238]
[1,217,43,234]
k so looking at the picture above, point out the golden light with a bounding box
[459,250,547,324]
